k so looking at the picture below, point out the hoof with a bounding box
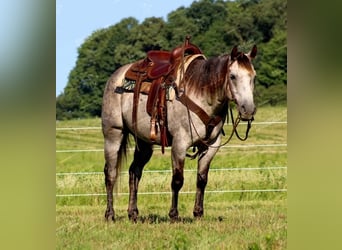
[128,208,139,223]
[168,208,179,222]
[193,205,203,218]
[105,209,115,221]
[193,210,204,218]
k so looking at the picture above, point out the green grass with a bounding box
[56,105,287,249]
[56,200,286,249]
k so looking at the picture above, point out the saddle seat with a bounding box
[146,43,202,79]
[146,51,172,79]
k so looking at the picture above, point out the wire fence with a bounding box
[56,143,287,153]
[55,121,287,131]
[56,166,287,197]
[56,121,287,198]
[56,166,287,176]
[56,189,287,197]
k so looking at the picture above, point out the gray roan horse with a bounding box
[101,43,257,222]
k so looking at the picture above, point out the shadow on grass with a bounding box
[141,214,194,224]
[110,214,225,224]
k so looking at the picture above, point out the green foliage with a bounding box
[56,0,287,120]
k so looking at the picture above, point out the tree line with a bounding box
[56,0,286,120]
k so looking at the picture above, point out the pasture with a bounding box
[56,106,287,249]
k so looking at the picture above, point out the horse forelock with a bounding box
[235,53,254,74]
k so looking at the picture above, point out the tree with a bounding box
[130,17,169,51]
[165,7,199,47]
[257,30,287,88]
[57,0,287,119]
[255,30,287,105]
[57,18,142,119]
[186,0,227,34]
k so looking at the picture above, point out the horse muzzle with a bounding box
[238,104,256,121]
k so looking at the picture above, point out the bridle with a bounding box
[183,56,254,158]
[223,55,254,143]
[184,99,253,157]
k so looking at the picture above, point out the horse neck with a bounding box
[184,55,229,115]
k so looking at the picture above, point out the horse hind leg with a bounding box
[127,138,153,222]
[103,127,128,221]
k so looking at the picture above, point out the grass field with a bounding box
[56,106,287,249]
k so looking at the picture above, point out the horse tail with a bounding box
[105,127,130,193]
[117,129,129,174]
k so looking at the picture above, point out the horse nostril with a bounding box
[241,105,246,113]
[240,104,256,115]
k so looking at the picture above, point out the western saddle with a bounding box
[115,36,202,153]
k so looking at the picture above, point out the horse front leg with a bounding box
[193,136,221,218]
[127,139,153,222]
[169,143,186,221]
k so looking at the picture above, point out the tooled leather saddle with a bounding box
[115,36,202,153]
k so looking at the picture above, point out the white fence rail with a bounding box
[56,189,287,197]
[56,121,287,198]
[56,166,287,176]
[56,143,287,153]
[55,121,287,131]
[56,166,287,197]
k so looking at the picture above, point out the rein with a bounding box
[184,100,253,158]
[229,105,252,142]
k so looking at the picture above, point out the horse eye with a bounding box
[230,74,236,80]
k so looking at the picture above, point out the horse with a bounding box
[101,43,257,222]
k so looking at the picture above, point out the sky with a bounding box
[56,0,195,96]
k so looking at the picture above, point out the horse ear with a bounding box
[231,45,239,60]
[248,45,257,59]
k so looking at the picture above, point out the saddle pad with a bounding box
[115,79,150,95]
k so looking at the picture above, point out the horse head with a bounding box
[227,45,257,121]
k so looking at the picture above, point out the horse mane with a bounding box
[184,52,253,100]
[184,54,230,100]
